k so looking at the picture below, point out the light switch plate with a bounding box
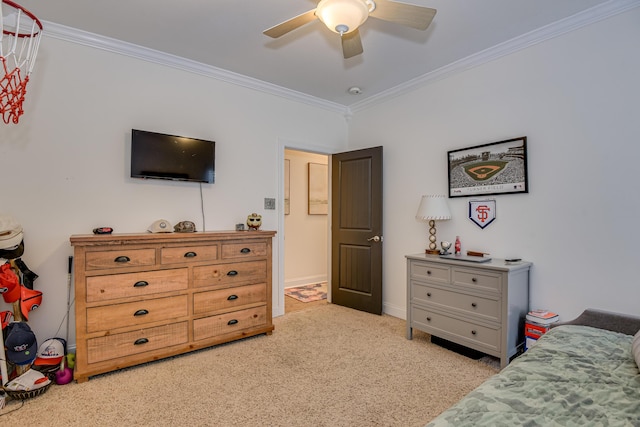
[264,198,276,210]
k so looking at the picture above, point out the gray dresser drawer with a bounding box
[406,253,531,369]
[411,281,501,323]
[411,305,500,352]
[452,267,502,293]
[410,261,450,284]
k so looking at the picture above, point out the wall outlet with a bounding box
[264,198,276,210]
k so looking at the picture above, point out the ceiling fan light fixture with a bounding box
[316,0,373,35]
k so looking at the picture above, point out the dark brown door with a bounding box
[331,146,383,315]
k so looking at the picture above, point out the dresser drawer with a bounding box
[86,295,188,332]
[86,268,188,303]
[193,283,267,315]
[193,306,267,341]
[221,242,267,259]
[452,268,501,293]
[87,321,188,364]
[411,281,500,323]
[85,249,156,271]
[410,261,450,284]
[411,306,500,352]
[192,260,267,288]
[160,245,219,265]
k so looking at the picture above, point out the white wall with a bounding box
[2,7,638,350]
[0,36,348,346]
[283,149,329,288]
[347,8,640,320]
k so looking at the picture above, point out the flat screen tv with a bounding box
[131,129,215,183]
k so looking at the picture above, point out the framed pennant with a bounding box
[469,200,496,229]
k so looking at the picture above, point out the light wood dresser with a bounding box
[406,254,530,369]
[70,230,275,382]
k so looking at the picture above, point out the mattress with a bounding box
[426,325,640,426]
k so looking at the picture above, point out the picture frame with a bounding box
[308,162,328,215]
[448,136,528,198]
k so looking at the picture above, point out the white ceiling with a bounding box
[15,0,625,108]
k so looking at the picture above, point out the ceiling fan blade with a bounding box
[370,0,437,30]
[263,9,318,38]
[342,29,364,59]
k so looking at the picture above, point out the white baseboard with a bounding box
[383,302,406,320]
[285,275,327,288]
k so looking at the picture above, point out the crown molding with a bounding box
[348,0,640,114]
[40,0,638,118]
[41,21,350,116]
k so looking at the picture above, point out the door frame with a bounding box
[275,138,337,317]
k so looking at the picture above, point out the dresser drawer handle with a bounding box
[184,251,197,258]
[426,293,432,297]
[426,317,431,322]
[134,309,149,316]
[227,294,238,301]
[471,277,477,283]
[114,255,130,263]
[426,270,432,275]
[134,338,149,345]
[133,281,149,288]
[471,330,477,335]
[240,248,251,254]
[471,302,477,308]
[227,319,238,326]
[227,270,238,276]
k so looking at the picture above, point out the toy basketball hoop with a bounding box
[1,0,43,124]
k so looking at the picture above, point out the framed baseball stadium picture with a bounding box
[448,137,528,198]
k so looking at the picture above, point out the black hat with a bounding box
[5,322,37,365]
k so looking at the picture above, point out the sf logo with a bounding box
[475,205,491,223]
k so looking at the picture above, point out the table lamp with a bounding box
[415,195,451,254]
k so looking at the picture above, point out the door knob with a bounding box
[367,235,382,242]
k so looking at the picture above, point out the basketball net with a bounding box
[0,0,42,124]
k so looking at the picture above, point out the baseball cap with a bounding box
[0,310,13,329]
[0,262,21,303]
[20,286,43,320]
[0,237,24,260]
[5,322,37,365]
[174,221,196,233]
[4,368,51,392]
[33,338,66,366]
[0,214,23,250]
[147,219,172,233]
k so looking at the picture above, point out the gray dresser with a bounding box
[406,254,531,369]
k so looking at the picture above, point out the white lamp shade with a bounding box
[316,0,370,34]
[416,195,451,221]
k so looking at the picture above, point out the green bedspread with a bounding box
[426,325,640,426]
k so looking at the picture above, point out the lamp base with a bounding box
[425,249,441,255]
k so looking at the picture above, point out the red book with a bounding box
[525,322,550,338]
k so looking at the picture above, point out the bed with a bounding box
[426,309,640,426]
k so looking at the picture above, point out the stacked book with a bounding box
[526,309,559,324]
[525,310,559,350]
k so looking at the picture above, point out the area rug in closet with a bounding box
[284,282,327,302]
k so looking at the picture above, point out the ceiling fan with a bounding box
[263,0,437,59]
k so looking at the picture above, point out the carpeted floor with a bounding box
[0,303,498,426]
